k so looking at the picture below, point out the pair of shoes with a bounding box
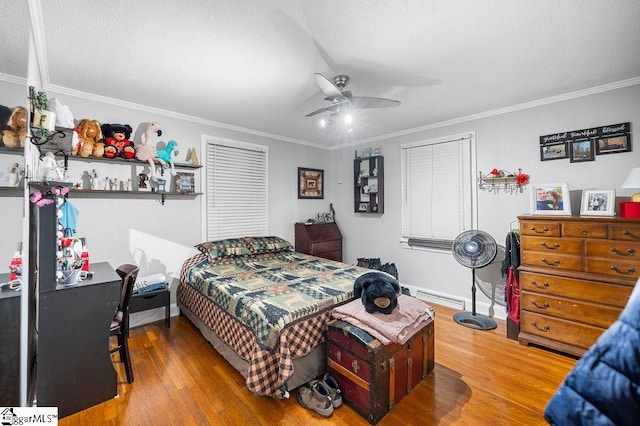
[320,374,342,408]
[297,381,333,417]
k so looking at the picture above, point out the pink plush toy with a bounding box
[136,122,161,178]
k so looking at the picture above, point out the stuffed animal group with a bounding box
[353,271,401,314]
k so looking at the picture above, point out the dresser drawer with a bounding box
[585,240,640,259]
[521,251,582,272]
[585,258,640,280]
[611,223,640,241]
[520,221,560,237]
[561,222,608,239]
[311,239,341,254]
[520,311,605,350]
[519,271,633,308]
[521,291,623,328]
[520,236,582,255]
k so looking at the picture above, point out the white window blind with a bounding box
[401,134,475,249]
[205,140,268,240]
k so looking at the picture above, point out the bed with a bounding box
[177,236,367,398]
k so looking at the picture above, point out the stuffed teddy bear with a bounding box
[75,119,104,157]
[2,106,28,148]
[101,123,135,159]
[353,270,401,314]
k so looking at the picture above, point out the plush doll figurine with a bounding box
[353,270,401,314]
[75,119,104,157]
[2,106,28,148]
[136,122,161,178]
[101,123,135,159]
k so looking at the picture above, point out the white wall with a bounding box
[0,79,332,305]
[3,79,639,320]
[330,84,640,318]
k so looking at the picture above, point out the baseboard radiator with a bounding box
[415,289,465,311]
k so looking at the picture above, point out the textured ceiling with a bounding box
[1,1,639,147]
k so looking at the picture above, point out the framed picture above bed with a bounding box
[298,167,324,199]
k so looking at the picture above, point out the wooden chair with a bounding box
[110,264,139,383]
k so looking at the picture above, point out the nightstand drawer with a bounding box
[312,239,341,253]
[131,288,170,327]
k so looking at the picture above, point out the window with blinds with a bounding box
[205,140,268,241]
[401,133,476,250]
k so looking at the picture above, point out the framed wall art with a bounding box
[596,135,630,155]
[175,172,195,193]
[529,183,572,215]
[569,139,595,163]
[298,167,324,199]
[580,189,615,216]
[540,142,568,161]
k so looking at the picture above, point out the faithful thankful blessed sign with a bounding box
[539,122,631,162]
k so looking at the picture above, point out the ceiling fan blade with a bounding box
[349,96,400,109]
[305,100,351,117]
[314,73,345,100]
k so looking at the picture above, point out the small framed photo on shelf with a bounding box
[569,140,595,163]
[298,167,324,199]
[540,142,568,161]
[175,172,195,193]
[529,183,572,215]
[596,135,630,155]
[358,203,368,212]
[580,189,615,216]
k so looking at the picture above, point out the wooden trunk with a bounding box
[326,319,435,424]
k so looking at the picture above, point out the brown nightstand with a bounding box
[130,287,170,328]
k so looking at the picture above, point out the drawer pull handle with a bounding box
[531,300,549,309]
[541,257,560,266]
[540,242,559,250]
[531,322,550,332]
[610,247,636,256]
[351,360,360,374]
[530,280,549,289]
[531,226,549,234]
[581,230,588,235]
[610,265,636,275]
[623,230,640,239]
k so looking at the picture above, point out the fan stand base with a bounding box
[453,311,497,330]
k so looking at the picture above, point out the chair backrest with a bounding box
[116,264,140,329]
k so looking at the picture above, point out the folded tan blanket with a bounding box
[332,294,435,345]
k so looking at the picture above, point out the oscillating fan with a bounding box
[451,230,498,330]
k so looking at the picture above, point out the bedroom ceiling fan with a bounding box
[305,73,401,121]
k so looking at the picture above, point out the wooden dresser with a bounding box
[518,215,639,356]
[294,222,343,261]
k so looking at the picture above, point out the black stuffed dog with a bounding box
[353,271,401,315]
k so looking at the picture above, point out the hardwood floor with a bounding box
[60,304,577,425]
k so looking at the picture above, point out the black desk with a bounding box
[0,273,20,406]
[131,287,171,328]
[37,262,120,418]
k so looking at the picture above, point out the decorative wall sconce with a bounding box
[478,168,529,194]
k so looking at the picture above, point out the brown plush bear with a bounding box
[2,106,28,148]
[75,119,104,157]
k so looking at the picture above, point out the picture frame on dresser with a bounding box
[580,189,615,216]
[529,183,572,215]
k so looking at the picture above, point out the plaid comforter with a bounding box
[179,249,365,396]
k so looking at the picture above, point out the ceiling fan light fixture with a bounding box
[343,113,353,124]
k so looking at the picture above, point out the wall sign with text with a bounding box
[539,122,631,162]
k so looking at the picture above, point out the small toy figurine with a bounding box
[138,173,149,191]
[90,169,99,190]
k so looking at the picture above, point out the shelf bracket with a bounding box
[160,193,166,205]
